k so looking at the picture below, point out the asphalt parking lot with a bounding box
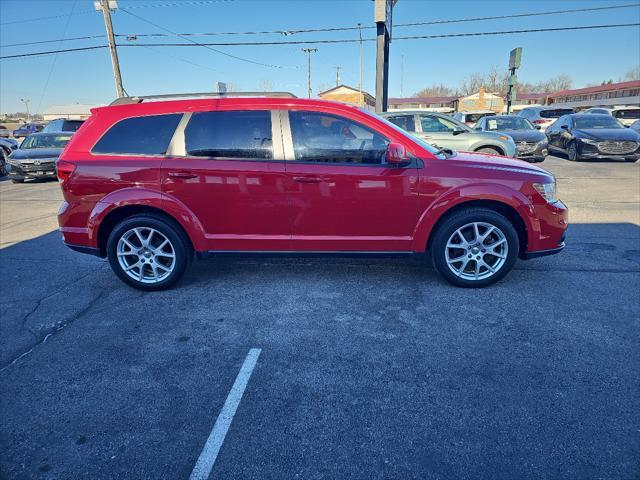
[1,155,639,480]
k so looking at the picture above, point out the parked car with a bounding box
[453,110,496,127]
[57,94,567,290]
[0,137,19,176]
[42,118,85,133]
[7,132,73,183]
[381,110,516,157]
[546,114,639,162]
[630,119,640,133]
[475,115,548,162]
[12,123,44,138]
[518,107,574,131]
[0,124,10,138]
[583,106,640,126]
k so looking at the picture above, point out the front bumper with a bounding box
[522,200,568,259]
[7,161,56,179]
[577,142,639,159]
[515,142,548,162]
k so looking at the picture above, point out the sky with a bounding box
[0,0,639,114]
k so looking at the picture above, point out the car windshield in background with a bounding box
[574,116,623,129]
[614,109,640,119]
[21,134,72,149]
[486,117,532,131]
[467,113,493,123]
[540,109,573,118]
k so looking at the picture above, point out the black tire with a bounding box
[475,147,501,155]
[430,208,519,288]
[567,141,579,161]
[107,214,193,291]
[0,148,7,176]
[11,178,24,184]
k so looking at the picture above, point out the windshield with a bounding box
[21,134,72,149]
[574,116,624,129]
[613,109,640,120]
[369,111,445,157]
[485,117,533,131]
[467,113,495,123]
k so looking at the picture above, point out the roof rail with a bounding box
[109,91,297,106]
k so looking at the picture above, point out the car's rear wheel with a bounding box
[430,208,519,287]
[11,179,24,184]
[107,214,192,291]
[0,148,7,176]
[475,147,500,155]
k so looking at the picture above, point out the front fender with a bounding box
[86,188,207,251]
[412,183,536,251]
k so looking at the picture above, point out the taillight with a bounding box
[533,119,547,124]
[56,160,76,184]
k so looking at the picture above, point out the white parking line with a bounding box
[189,348,261,480]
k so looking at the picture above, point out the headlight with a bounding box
[533,182,558,204]
[580,138,598,145]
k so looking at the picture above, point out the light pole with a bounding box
[358,23,363,97]
[20,98,30,122]
[302,48,318,98]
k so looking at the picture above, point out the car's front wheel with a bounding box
[430,208,519,287]
[107,214,193,291]
[567,141,579,161]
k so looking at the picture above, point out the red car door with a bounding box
[161,110,290,251]
[282,110,419,251]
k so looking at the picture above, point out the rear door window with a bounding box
[184,110,272,159]
[613,109,640,120]
[385,114,415,132]
[540,109,573,119]
[92,114,182,155]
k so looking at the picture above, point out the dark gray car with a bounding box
[475,115,548,162]
[380,110,516,157]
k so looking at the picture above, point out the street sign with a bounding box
[217,82,227,94]
[509,47,522,70]
[374,0,396,40]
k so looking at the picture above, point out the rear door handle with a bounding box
[292,176,322,183]
[168,171,197,179]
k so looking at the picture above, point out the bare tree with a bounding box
[620,66,640,81]
[538,75,573,93]
[413,84,456,97]
[258,79,274,92]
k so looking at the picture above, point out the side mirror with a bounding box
[386,142,410,165]
[452,127,465,136]
[534,125,542,130]
[560,125,569,130]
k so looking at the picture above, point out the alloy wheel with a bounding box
[445,222,508,281]
[116,227,176,284]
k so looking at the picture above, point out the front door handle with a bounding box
[168,171,197,179]
[292,176,322,183]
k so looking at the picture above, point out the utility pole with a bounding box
[302,48,318,98]
[358,23,363,97]
[96,0,125,98]
[20,98,30,122]
[374,0,397,112]
[400,54,404,98]
[335,66,342,87]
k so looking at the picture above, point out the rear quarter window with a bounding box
[92,113,182,155]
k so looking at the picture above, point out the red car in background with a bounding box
[56,93,567,290]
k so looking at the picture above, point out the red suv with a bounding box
[56,93,567,290]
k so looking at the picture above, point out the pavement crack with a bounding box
[1,267,108,372]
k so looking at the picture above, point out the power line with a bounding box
[0,45,107,60]
[2,22,639,60]
[3,2,637,47]
[119,8,296,69]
